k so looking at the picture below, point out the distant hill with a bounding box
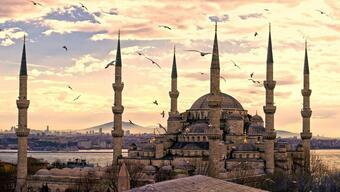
[83,121,153,134]
[276,130,300,138]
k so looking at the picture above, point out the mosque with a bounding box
[112,23,312,179]
[13,22,312,191]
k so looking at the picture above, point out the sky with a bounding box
[0,0,339,137]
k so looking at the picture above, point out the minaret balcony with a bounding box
[112,129,124,137]
[301,109,312,118]
[112,83,124,91]
[15,128,30,137]
[301,89,312,96]
[300,132,312,140]
[207,129,222,140]
[169,91,179,98]
[112,105,124,114]
[264,81,276,90]
[263,131,276,140]
[16,100,30,109]
[263,105,276,114]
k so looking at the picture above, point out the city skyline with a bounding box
[0,0,339,137]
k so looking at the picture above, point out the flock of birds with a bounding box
[0,1,334,134]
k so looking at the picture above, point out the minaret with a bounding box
[263,24,276,174]
[300,41,312,171]
[207,22,222,178]
[167,46,181,134]
[112,31,124,165]
[15,36,30,192]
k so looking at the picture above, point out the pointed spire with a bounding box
[304,40,309,74]
[115,30,122,66]
[171,45,177,78]
[211,22,220,69]
[267,23,273,64]
[20,35,27,76]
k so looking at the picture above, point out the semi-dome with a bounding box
[190,93,243,110]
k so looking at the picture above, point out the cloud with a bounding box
[64,54,107,74]
[238,13,264,20]
[208,14,229,22]
[44,5,99,24]
[0,27,27,46]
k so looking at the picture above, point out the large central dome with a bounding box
[190,93,243,110]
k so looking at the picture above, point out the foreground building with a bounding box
[112,23,312,180]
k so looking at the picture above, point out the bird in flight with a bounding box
[31,1,42,6]
[200,72,205,75]
[73,95,81,101]
[153,100,158,105]
[67,85,73,90]
[231,60,241,69]
[160,111,165,118]
[105,60,115,69]
[315,9,329,16]
[250,72,254,78]
[145,56,161,69]
[185,50,211,57]
[264,9,270,11]
[158,123,166,132]
[254,32,258,37]
[5,34,11,39]
[158,25,172,30]
[79,3,88,10]
[248,79,256,84]
[62,46,68,51]
[129,120,135,125]
[220,76,226,83]
[136,51,144,56]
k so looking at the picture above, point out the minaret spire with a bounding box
[15,36,30,192]
[263,23,276,174]
[112,30,124,165]
[167,45,180,134]
[301,40,312,171]
[210,21,220,94]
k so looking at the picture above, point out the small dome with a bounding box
[143,165,156,173]
[36,169,50,176]
[50,168,64,176]
[190,93,243,110]
[160,165,172,171]
[252,114,263,123]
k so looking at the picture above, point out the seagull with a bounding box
[200,72,205,75]
[62,46,68,51]
[185,50,211,57]
[158,25,172,30]
[79,3,88,10]
[254,32,258,37]
[136,51,144,56]
[67,85,73,90]
[231,60,241,69]
[129,120,135,125]
[153,100,158,105]
[145,56,161,69]
[105,60,115,69]
[5,34,11,39]
[220,76,226,83]
[315,9,329,16]
[160,111,165,118]
[158,123,167,132]
[250,72,254,78]
[31,1,42,6]
[264,9,270,11]
[248,79,256,84]
[73,95,81,101]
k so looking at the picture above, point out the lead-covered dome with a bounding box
[190,93,243,110]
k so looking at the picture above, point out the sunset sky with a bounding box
[0,0,339,137]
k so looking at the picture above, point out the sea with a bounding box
[0,149,340,169]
